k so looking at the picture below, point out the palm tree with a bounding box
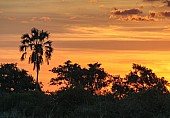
[19,28,53,91]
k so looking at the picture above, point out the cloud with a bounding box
[7,16,16,21]
[161,11,170,17]
[120,15,157,21]
[30,16,51,22]
[150,10,170,17]
[111,8,142,15]
[110,8,156,22]
[31,17,38,21]
[40,16,51,21]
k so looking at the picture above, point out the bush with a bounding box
[0,91,54,117]
[118,89,170,118]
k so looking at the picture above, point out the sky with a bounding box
[1,0,170,91]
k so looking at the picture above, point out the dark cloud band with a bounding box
[111,8,142,15]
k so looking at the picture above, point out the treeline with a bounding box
[0,61,170,118]
[50,60,169,98]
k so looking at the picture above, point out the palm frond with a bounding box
[33,62,36,70]
[45,51,52,59]
[39,31,49,41]
[31,28,39,39]
[46,59,49,65]
[21,39,30,44]
[38,56,43,64]
[45,46,53,52]
[21,34,30,39]
[19,45,27,52]
[20,52,27,61]
[44,40,52,46]
[29,43,35,50]
[29,56,31,64]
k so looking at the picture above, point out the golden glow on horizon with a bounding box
[0,48,170,91]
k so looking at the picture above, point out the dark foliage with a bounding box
[50,86,95,118]
[0,91,54,117]
[50,61,169,99]
[50,60,108,94]
[111,64,169,99]
[0,61,170,117]
[0,63,36,92]
[1,88,170,118]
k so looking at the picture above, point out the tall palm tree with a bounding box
[19,28,53,91]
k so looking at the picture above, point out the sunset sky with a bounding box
[1,0,170,91]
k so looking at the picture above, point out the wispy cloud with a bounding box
[160,11,170,17]
[111,8,142,15]
[7,16,16,21]
[40,16,51,21]
[31,17,38,21]
[150,10,170,17]
[30,16,51,22]
[120,15,157,21]
[110,8,157,22]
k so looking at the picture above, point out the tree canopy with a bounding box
[111,64,169,98]
[50,60,108,94]
[0,63,36,92]
[50,61,169,98]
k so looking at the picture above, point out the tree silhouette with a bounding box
[112,64,169,99]
[84,62,108,93]
[0,63,36,92]
[50,60,83,89]
[50,60,108,94]
[20,28,53,91]
[126,64,169,93]
[111,75,132,99]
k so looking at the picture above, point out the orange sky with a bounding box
[1,0,170,91]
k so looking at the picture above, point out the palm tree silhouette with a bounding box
[20,28,53,91]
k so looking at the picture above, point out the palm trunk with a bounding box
[36,66,39,91]
[36,51,39,91]
[35,40,40,91]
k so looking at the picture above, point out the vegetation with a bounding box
[50,60,108,94]
[0,87,170,118]
[0,63,36,92]
[19,28,53,91]
[0,61,169,118]
[50,61,169,98]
